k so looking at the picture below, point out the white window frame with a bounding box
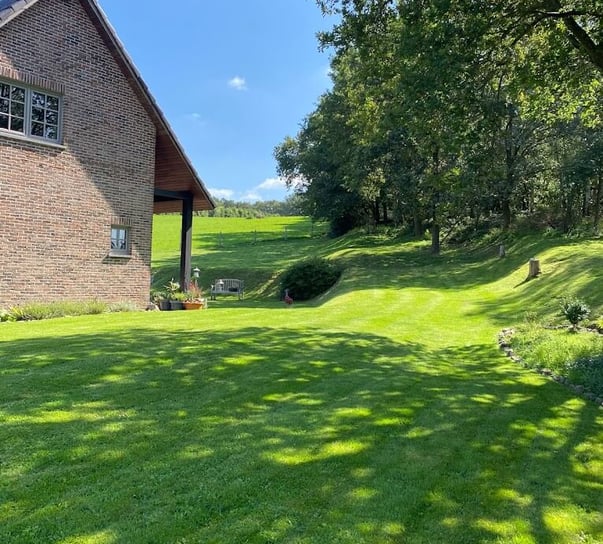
[0,79,62,143]
[109,225,131,257]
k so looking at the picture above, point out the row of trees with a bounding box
[275,0,602,251]
[197,195,305,218]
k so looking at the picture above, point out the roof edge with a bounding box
[0,0,42,28]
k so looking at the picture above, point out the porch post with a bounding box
[180,195,193,289]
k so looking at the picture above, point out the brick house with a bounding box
[0,0,214,308]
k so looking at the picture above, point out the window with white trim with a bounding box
[0,80,61,142]
[110,226,130,256]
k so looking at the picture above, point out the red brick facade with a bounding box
[0,0,156,308]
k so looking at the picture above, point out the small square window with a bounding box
[110,226,130,257]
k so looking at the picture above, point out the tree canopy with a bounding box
[275,0,602,249]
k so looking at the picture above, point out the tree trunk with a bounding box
[594,172,602,231]
[528,258,541,278]
[430,145,441,253]
[372,199,381,225]
[431,223,441,254]
[382,201,389,224]
[501,197,512,231]
[562,194,574,233]
[502,107,516,231]
[413,207,423,237]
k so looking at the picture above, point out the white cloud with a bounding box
[260,175,304,192]
[240,191,262,202]
[185,112,206,125]
[228,76,247,91]
[209,177,295,204]
[257,177,287,190]
[209,188,234,200]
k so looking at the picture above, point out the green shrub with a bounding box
[8,303,64,321]
[279,257,341,301]
[108,302,139,313]
[566,355,603,397]
[560,296,590,329]
[588,316,603,332]
[0,309,16,322]
[3,300,116,322]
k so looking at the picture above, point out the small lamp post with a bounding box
[192,267,201,291]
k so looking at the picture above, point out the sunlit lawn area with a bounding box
[1,219,602,543]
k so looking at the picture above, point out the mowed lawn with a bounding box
[1,217,602,544]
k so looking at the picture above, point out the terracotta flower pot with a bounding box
[183,301,204,310]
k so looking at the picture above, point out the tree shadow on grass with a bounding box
[0,327,601,543]
[337,236,595,292]
[467,251,603,326]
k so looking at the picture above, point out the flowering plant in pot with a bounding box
[164,279,186,310]
[165,279,180,298]
[183,280,206,310]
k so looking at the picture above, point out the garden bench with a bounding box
[210,279,244,300]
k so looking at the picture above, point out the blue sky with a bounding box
[97,0,336,202]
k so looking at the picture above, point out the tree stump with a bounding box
[528,258,540,278]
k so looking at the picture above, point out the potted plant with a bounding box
[169,291,187,310]
[183,280,206,310]
[164,279,186,310]
[152,290,170,311]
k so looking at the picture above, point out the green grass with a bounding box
[510,325,603,396]
[1,219,602,543]
[152,215,329,295]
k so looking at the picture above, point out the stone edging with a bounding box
[498,328,603,408]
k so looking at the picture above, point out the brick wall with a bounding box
[0,0,156,308]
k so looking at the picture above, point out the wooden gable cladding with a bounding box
[154,130,213,213]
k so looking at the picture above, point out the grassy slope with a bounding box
[151,216,329,295]
[0,217,601,544]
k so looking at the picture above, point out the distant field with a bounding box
[151,215,329,295]
[152,215,327,257]
[1,221,602,544]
